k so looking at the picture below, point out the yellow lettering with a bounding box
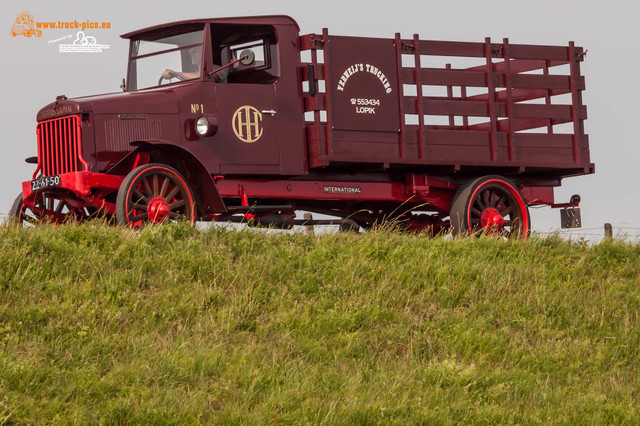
[232,105,263,143]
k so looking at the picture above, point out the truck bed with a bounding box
[300,31,593,183]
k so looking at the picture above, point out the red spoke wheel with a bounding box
[450,175,530,239]
[9,192,96,227]
[116,164,196,227]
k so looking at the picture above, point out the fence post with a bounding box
[304,213,315,235]
[604,223,613,240]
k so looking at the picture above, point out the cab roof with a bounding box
[120,15,299,39]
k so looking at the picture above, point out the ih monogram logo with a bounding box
[232,105,263,143]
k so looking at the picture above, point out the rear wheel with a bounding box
[450,175,530,239]
[116,163,196,227]
[339,219,360,232]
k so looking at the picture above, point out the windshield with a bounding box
[127,28,204,90]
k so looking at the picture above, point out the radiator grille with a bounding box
[35,115,88,178]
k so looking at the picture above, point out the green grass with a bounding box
[0,222,639,424]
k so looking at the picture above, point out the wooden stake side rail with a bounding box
[299,33,593,180]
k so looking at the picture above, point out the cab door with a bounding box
[215,83,280,174]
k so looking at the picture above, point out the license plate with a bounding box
[560,207,582,229]
[31,175,61,191]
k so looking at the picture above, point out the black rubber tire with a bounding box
[339,219,360,233]
[450,175,530,239]
[116,163,196,227]
[9,192,99,226]
[8,193,36,226]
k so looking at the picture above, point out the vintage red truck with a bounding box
[11,15,593,237]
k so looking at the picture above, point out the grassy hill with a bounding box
[1,222,639,424]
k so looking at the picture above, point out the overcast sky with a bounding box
[1,0,637,238]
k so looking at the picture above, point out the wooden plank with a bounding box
[332,141,400,158]
[424,129,491,146]
[446,64,455,128]
[503,38,515,161]
[422,144,494,163]
[468,117,571,132]
[514,133,574,148]
[303,94,327,111]
[513,104,573,120]
[402,96,417,114]
[415,39,486,57]
[509,44,571,61]
[308,147,592,173]
[333,130,402,144]
[429,68,506,87]
[310,46,323,160]
[413,34,425,159]
[467,88,570,103]
[511,74,584,90]
[543,60,553,133]
[322,28,333,156]
[514,146,575,164]
[484,38,497,161]
[402,68,510,88]
[404,97,506,116]
[464,58,569,74]
[395,33,406,159]
[423,99,491,116]
[422,68,488,87]
[569,41,584,163]
[306,126,324,159]
[300,63,325,80]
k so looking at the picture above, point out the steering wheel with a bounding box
[158,70,185,86]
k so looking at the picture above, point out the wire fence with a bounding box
[1,211,639,243]
[534,225,640,243]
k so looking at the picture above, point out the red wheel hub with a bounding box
[147,196,170,223]
[480,207,505,232]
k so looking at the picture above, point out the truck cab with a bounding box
[121,16,306,176]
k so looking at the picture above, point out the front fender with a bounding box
[107,140,227,216]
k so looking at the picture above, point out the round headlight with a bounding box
[195,116,209,136]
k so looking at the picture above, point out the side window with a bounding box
[211,24,278,84]
[229,39,268,72]
[218,37,277,84]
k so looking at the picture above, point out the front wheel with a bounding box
[9,192,96,226]
[116,163,196,227]
[450,175,530,239]
[9,193,40,226]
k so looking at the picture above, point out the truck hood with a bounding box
[36,88,179,121]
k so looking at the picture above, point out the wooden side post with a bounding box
[304,213,315,235]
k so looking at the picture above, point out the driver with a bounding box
[162,47,228,83]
